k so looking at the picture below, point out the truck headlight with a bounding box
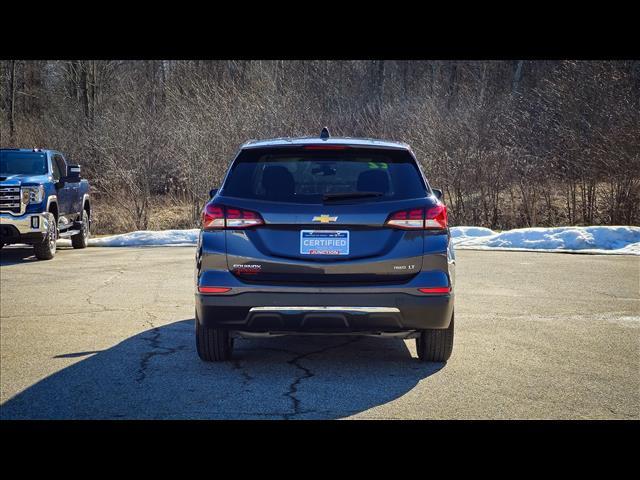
[21,186,45,204]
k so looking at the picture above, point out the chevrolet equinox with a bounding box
[195,128,455,362]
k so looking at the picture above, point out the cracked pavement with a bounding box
[1,245,638,419]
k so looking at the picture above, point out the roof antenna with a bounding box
[320,127,330,140]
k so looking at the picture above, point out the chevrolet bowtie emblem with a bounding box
[313,214,338,223]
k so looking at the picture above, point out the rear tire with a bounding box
[33,213,57,260]
[71,209,90,249]
[195,316,233,361]
[416,312,454,362]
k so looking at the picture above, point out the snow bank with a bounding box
[451,226,640,255]
[450,226,495,239]
[57,226,640,255]
[58,229,199,247]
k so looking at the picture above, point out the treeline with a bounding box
[1,60,639,232]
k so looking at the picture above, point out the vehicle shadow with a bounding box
[1,319,445,420]
[0,245,74,266]
[0,246,40,265]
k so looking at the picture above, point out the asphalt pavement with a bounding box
[1,245,638,419]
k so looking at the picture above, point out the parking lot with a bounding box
[1,245,638,419]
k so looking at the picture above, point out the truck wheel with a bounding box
[416,312,454,362]
[71,209,90,249]
[195,315,233,361]
[33,213,57,260]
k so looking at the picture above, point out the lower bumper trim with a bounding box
[249,306,400,314]
[235,330,419,339]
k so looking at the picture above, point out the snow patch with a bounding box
[450,226,495,238]
[58,229,199,247]
[451,226,640,255]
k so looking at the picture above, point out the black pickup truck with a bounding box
[0,148,91,260]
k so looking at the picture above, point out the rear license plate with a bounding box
[300,230,349,255]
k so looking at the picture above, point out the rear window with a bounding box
[0,151,48,175]
[222,148,427,204]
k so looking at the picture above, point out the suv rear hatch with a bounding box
[207,145,442,284]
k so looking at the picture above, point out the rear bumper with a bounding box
[0,212,49,244]
[196,290,454,333]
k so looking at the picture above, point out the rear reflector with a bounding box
[418,287,451,294]
[198,286,231,294]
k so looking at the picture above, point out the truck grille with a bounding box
[0,187,22,213]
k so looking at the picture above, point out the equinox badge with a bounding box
[312,214,338,223]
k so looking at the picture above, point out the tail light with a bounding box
[385,204,448,230]
[202,204,225,229]
[225,207,264,228]
[385,208,424,229]
[425,204,447,229]
[202,204,264,230]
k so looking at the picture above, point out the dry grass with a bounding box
[91,197,199,235]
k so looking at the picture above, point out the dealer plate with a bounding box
[300,230,349,255]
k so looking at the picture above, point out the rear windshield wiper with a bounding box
[322,191,383,202]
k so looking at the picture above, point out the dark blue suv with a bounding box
[195,129,455,362]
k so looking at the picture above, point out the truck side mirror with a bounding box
[432,188,443,201]
[66,164,81,182]
[209,188,218,199]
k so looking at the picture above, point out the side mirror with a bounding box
[432,188,443,201]
[65,164,81,182]
[209,188,218,199]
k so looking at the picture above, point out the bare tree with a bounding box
[0,60,637,233]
